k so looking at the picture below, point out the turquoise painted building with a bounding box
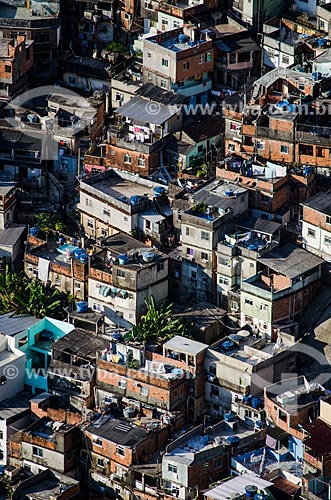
[14,317,75,394]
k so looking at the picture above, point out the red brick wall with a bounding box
[303,205,331,232]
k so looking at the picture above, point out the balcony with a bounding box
[256,126,293,142]
[304,451,322,471]
[296,124,331,146]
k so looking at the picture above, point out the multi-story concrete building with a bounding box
[143,25,214,105]
[301,191,331,261]
[88,233,168,326]
[231,0,288,30]
[0,0,61,76]
[78,169,172,244]
[265,375,327,439]
[9,416,81,476]
[85,84,183,177]
[48,328,109,411]
[240,243,323,340]
[83,415,169,497]
[0,35,33,100]
[216,216,281,308]
[205,332,297,415]
[177,180,249,303]
[24,233,89,300]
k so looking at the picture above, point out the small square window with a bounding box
[162,58,168,67]
[117,269,126,278]
[201,251,208,261]
[326,216,331,225]
[281,145,289,154]
[201,231,209,241]
[308,228,316,238]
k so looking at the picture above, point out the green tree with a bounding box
[130,296,187,344]
[35,213,66,235]
[15,278,63,318]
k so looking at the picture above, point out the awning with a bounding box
[140,211,165,223]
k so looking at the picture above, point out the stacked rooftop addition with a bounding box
[142,25,214,105]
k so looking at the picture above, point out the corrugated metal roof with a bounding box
[117,96,178,125]
[204,474,273,499]
[0,224,25,247]
[0,313,40,336]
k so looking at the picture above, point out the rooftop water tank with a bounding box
[254,492,269,500]
[227,436,240,445]
[178,34,189,44]
[255,420,264,430]
[130,195,143,205]
[80,251,88,264]
[77,301,88,313]
[224,413,236,422]
[75,248,84,260]
[318,38,327,47]
[27,113,38,123]
[224,188,236,197]
[153,186,166,197]
[29,227,39,237]
[142,252,155,263]
[221,340,235,351]
[251,397,262,409]
[123,407,136,418]
[118,254,129,265]
[245,485,258,499]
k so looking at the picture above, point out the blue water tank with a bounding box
[222,340,235,351]
[318,38,327,47]
[118,254,129,265]
[80,252,88,264]
[303,166,314,177]
[255,420,264,430]
[248,244,258,251]
[224,413,236,422]
[178,34,189,44]
[251,397,262,409]
[243,394,252,403]
[245,485,258,499]
[77,301,88,313]
[153,186,165,197]
[130,195,143,205]
[30,227,39,237]
[224,188,236,197]
[75,248,84,259]
[227,436,240,445]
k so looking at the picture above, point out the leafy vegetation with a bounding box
[0,267,69,319]
[34,213,66,236]
[105,41,130,55]
[192,202,208,214]
[129,296,187,344]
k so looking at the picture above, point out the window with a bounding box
[116,446,125,456]
[186,247,194,256]
[117,269,126,278]
[260,303,268,311]
[115,92,124,101]
[261,194,269,203]
[299,82,305,91]
[124,153,132,164]
[124,216,128,222]
[168,464,177,473]
[228,143,235,152]
[191,271,197,280]
[325,236,331,245]
[245,409,252,418]
[103,209,110,217]
[34,32,49,43]
[201,252,208,261]
[101,228,107,237]
[201,230,209,241]
[141,386,148,396]
[160,80,167,89]
[282,55,290,65]
[162,58,168,67]
[326,216,331,225]
[256,141,265,150]
[249,262,254,269]
[183,61,190,70]
[157,262,164,272]
[320,19,325,29]
[0,432,3,440]
[87,220,93,229]
[174,20,181,28]
[97,458,104,468]
[219,276,229,285]
[161,18,168,25]
[32,447,43,457]
[147,52,151,57]
[245,298,253,306]
[229,53,236,64]
[308,228,316,238]
[5,65,11,73]
[185,227,190,236]
[211,385,219,396]
[138,157,145,167]
[280,145,289,154]
[75,282,81,290]
[317,147,324,157]
[95,438,103,446]
[68,76,76,85]
[215,458,223,468]
[118,379,126,388]
[238,52,250,63]
[279,410,287,423]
